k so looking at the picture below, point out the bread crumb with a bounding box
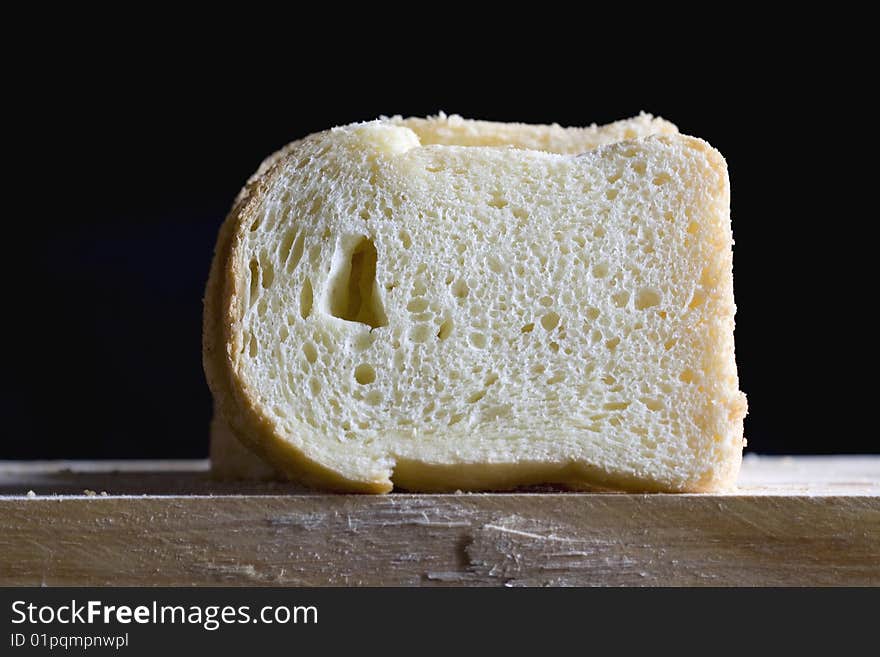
[26,490,36,498]
[83,489,97,497]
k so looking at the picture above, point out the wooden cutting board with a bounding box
[1,455,877,586]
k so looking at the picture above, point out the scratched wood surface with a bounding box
[0,455,877,586]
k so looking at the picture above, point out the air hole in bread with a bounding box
[300,278,313,319]
[448,413,465,426]
[354,364,376,385]
[327,236,388,328]
[280,231,305,273]
[309,378,321,396]
[467,390,486,404]
[437,318,454,340]
[302,342,318,364]
[635,287,661,310]
[452,279,469,299]
[541,312,560,331]
[641,398,664,411]
[248,258,260,305]
[488,193,508,209]
[688,288,706,309]
[255,250,274,289]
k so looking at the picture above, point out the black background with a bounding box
[4,20,871,458]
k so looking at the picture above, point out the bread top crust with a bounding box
[389,112,678,152]
[238,113,678,198]
[204,116,745,493]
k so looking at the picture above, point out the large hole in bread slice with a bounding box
[327,235,388,328]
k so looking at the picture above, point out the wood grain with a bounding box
[0,456,878,586]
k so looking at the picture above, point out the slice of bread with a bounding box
[204,115,745,492]
[209,114,680,482]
